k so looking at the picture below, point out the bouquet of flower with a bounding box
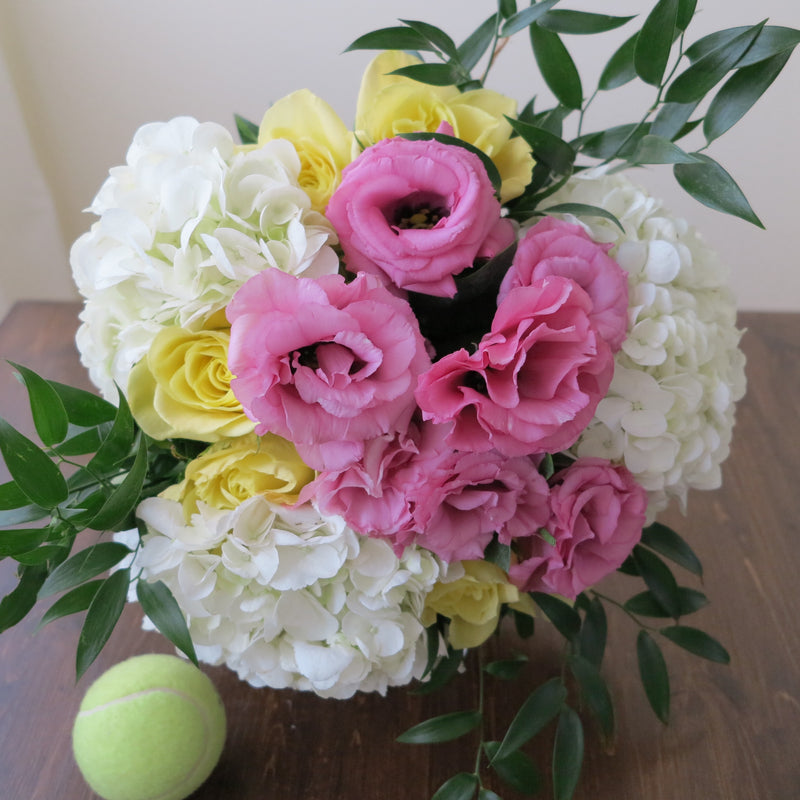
[1,2,797,797]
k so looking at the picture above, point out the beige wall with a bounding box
[1,0,798,317]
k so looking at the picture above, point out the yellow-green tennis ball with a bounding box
[72,654,226,800]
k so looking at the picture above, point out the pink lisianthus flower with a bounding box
[305,418,451,550]
[416,276,615,457]
[509,458,647,599]
[325,135,507,298]
[412,450,550,563]
[499,217,629,351]
[227,269,431,471]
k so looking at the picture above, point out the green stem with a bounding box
[474,647,486,780]
[577,88,599,139]
[591,589,659,631]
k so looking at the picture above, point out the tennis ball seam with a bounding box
[78,686,219,800]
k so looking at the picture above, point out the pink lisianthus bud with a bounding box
[326,135,504,298]
[509,458,647,598]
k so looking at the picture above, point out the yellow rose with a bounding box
[422,561,536,649]
[355,51,534,203]
[258,89,358,213]
[163,431,315,518]
[128,325,253,443]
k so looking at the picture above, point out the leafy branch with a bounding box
[0,364,196,678]
[346,0,799,227]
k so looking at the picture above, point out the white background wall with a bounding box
[1,0,798,317]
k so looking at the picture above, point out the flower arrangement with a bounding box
[0,2,796,797]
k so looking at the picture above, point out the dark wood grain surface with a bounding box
[0,301,798,800]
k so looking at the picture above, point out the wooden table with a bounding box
[0,301,798,799]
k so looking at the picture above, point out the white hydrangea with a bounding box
[547,169,746,517]
[71,116,339,399]
[121,495,445,699]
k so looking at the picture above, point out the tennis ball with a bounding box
[72,654,226,800]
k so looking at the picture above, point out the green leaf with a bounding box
[87,432,148,531]
[598,32,638,91]
[530,25,582,109]
[500,0,560,37]
[493,678,566,761]
[674,153,763,227]
[0,526,50,557]
[414,647,465,694]
[552,707,584,800]
[541,202,625,232]
[13,544,69,565]
[10,363,69,447]
[458,14,499,72]
[499,0,517,19]
[484,537,511,572]
[660,625,731,663]
[38,579,104,629]
[38,541,132,599]
[704,50,793,143]
[422,623,442,680]
[513,608,535,638]
[47,380,116,426]
[685,26,800,68]
[665,22,765,104]
[577,595,607,667]
[624,587,708,618]
[399,19,460,60]
[676,0,697,32]
[0,564,47,632]
[398,132,502,193]
[0,417,68,508]
[87,388,136,472]
[390,62,466,87]
[631,134,700,164]
[649,101,700,140]
[136,579,198,664]
[569,656,615,746]
[431,773,479,800]
[397,710,482,744]
[233,114,259,145]
[478,789,504,800]
[484,654,528,681]
[484,743,542,795]
[76,568,130,679]
[0,479,35,511]
[635,0,679,86]
[617,554,639,576]
[637,630,670,723]
[345,26,439,54]
[633,545,682,619]
[538,11,634,35]
[54,422,113,457]
[641,522,703,576]
[531,592,580,641]
[0,503,49,527]
[579,122,650,160]
[506,118,575,175]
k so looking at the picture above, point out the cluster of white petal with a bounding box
[548,169,746,517]
[71,117,338,399]
[121,495,445,698]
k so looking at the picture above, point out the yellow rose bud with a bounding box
[128,325,253,443]
[355,51,534,203]
[422,561,535,650]
[164,431,315,518]
[258,89,358,213]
